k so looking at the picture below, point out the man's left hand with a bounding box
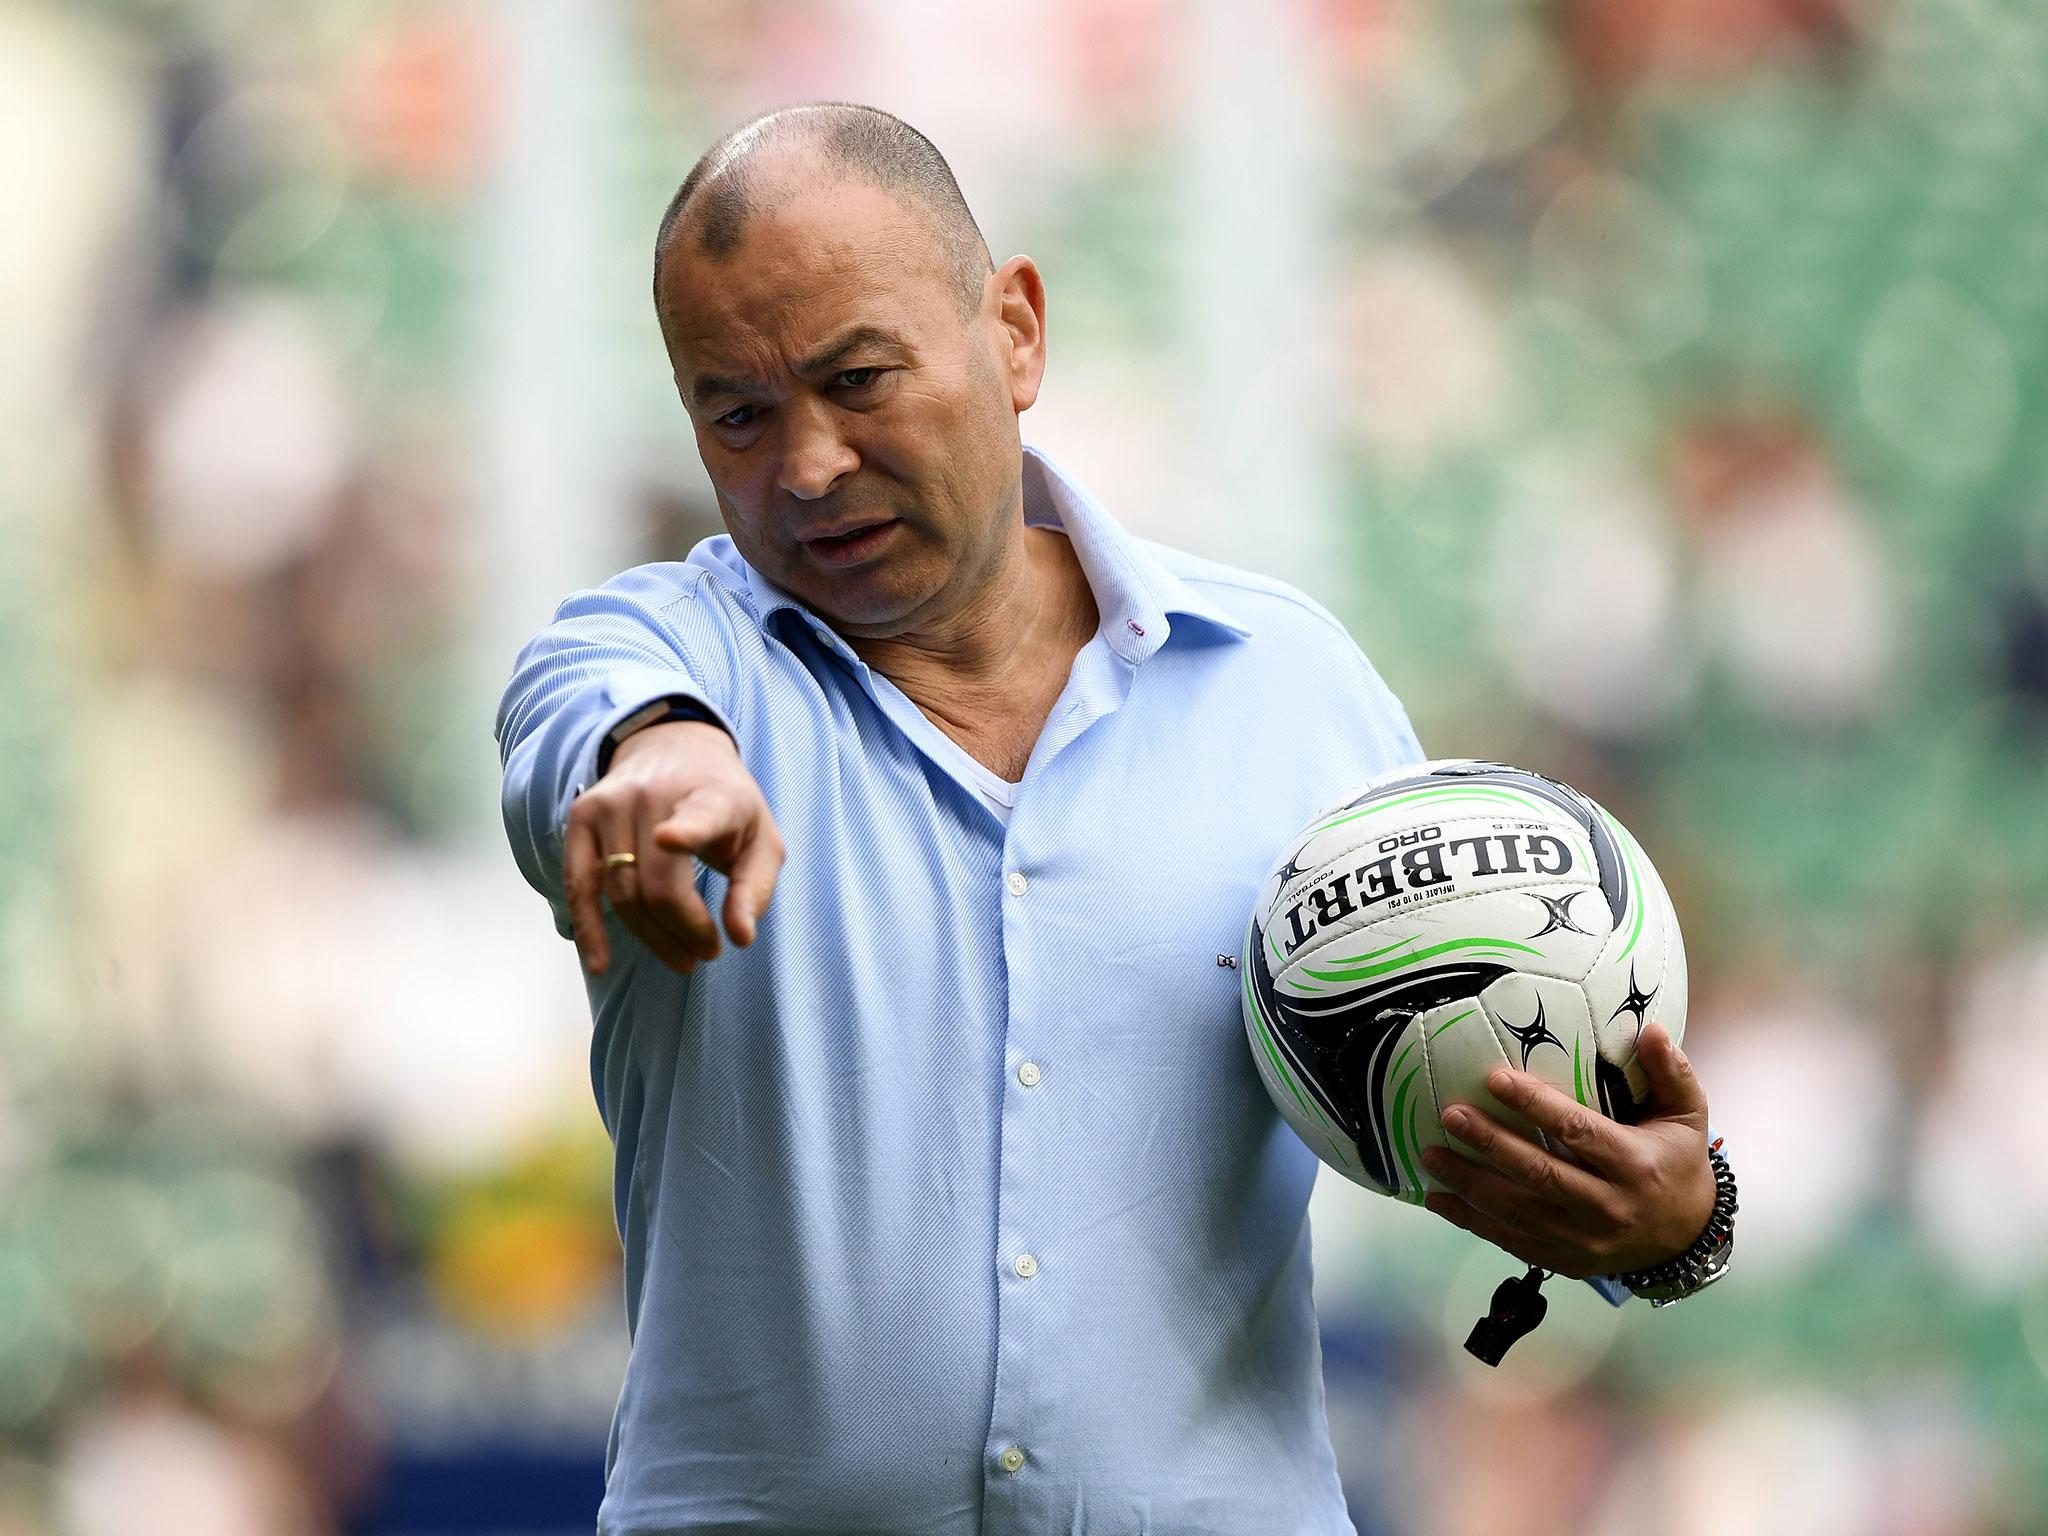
[1419,1022,1714,1279]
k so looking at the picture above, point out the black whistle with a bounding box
[1464,1265,1549,1366]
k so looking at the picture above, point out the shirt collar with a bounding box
[732,442,1253,665]
[1017,442,1251,662]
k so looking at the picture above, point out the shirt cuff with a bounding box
[1584,1274,1631,1306]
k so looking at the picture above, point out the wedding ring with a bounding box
[603,851,638,870]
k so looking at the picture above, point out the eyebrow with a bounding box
[689,326,908,408]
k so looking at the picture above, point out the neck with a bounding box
[850,518,1089,689]
[846,517,1098,774]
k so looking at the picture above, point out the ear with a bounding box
[988,255,1046,414]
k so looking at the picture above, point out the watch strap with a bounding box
[597,695,730,777]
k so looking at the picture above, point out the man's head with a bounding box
[653,104,991,327]
[653,103,1048,637]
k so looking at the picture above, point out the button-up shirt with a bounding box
[496,445,1426,1534]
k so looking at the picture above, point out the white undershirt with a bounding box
[920,727,1020,824]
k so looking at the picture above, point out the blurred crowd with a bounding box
[4,0,2047,1532]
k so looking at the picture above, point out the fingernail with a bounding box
[1441,1107,1469,1135]
[1421,1147,1446,1171]
[1486,1070,1513,1097]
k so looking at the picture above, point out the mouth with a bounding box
[800,517,900,567]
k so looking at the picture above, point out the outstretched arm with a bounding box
[494,573,782,971]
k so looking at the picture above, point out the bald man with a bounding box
[496,102,1721,1535]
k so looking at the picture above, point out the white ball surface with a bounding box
[1240,759,1687,1199]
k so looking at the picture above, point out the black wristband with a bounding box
[596,696,729,777]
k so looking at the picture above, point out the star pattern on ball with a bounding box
[1500,997,1566,1067]
[1275,850,1312,886]
[1609,965,1659,1037]
[1526,889,1594,939]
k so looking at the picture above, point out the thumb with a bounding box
[1638,1021,1708,1120]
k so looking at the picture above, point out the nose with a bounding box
[776,398,858,501]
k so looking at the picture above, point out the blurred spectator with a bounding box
[53,1356,330,1536]
[1915,936,2048,1290]
[1670,410,1899,726]
[1562,0,1864,96]
[1483,450,1690,740]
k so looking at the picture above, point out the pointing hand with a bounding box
[563,721,786,976]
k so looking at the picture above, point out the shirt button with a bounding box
[1013,1253,1038,1279]
[1017,1061,1041,1087]
[1006,870,1029,897]
[998,1445,1026,1474]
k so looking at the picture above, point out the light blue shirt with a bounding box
[495,446,1433,1533]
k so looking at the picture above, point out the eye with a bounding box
[715,404,761,429]
[835,367,881,390]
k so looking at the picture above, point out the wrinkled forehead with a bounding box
[660,180,958,371]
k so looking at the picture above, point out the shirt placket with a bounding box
[977,636,1140,1528]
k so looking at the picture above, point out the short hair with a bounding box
[652,103,994,331]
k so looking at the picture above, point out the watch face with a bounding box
[1631,1230,1733,1304]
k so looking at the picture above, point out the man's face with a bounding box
[658,176,1034,635]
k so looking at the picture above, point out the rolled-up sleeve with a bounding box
[493,566,737,931]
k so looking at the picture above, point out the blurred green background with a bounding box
[5,0,2048,1532]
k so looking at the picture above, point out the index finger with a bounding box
[563,810,611,975]
[1484,1066,1631,1175]
[721,824,785,947]
[650,784,739,856]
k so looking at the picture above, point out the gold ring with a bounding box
[603,851,638,870]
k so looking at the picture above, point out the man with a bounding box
[496,103,1724,1535]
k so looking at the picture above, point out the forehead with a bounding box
[661,179,957,373]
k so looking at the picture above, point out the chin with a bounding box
[786,564,937,634]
